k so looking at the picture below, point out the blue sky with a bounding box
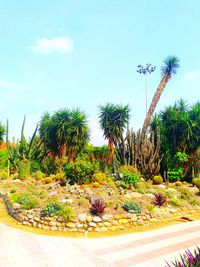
[0,0,199,145]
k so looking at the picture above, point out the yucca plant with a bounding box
[153,193,167,207]
[166,247,200,267]
[90,199,106,215]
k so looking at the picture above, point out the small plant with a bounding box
[119,165,140,186]
[18,195,39,210]
[10,189,16,194]
[153,193,167,207]
[166,246,200,267]
[33,171,45,181]
[174,181,182,186]
[92,172,107,184]
[146,204,155,213]
[169,198,181,207]
[59,207,75,221]
[192,178,200,190]
[40,202,62,217]
[152,175,163,185]
[0,170,9,180]
[90,199,106,215]
[115,180,128,189]
[41,177,53,184]
[168,168,182,182]
[92,182,101,188]
[122,201,141,213]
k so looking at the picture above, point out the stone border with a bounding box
[2,193,197,233]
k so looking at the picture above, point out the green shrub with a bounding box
[33,171,45,180]
[92,172,107,184]
[122,201,141,213]
[41,177,53,184]
[169,198,181,207]
[54,172,65,182]
[119,165,139,174]
[177,187,199,206]
[168,168,182,182]
[152,175,163,185]
[0,170,9,180]
[146,204,155,213]
[18,159,30,180]
[59,207,75,221]
[115,180,128,189]
[18,195,39,210]
[92,182,101,188]
[64,160,98,184]
[40,202,62,217]
[123,171,140,186]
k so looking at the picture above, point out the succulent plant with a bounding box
[153,193,167,207]
[90,199,106,215]
[166,246,200,267]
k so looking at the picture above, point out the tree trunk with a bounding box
[142,75,168,137]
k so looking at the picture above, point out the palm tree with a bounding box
[68,108,90,162]
[0,123,5,145]
[142,56,180,137]
[98,103,130,161]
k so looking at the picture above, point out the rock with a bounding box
[158,184,166,189]
[48,191,57,196]
[76,223,84,228]
[110,226,119,231]
[12,179,21,183]
[49,221,57,226]
[97,222,104,227]
[86,215,93,222]
[137,219,144,225]
[112,220,119,226]
[169,208,177,214]
[12,203,20,210]
[62,198,73,204]
[93,216,102,223]
[95,227,108,232]
[130,192,142,198]
[102,214,113,222]
[119,219,129,224]
[89,222,97,227]
[104,222,111,227]
[42,225,50,230]
[78,213,87,222]
[34,217,41,222]
[50,226,57,231]
[131,214,137,222]
[124,194,132,200]
[66,222,76,228]
[145,193,155,199]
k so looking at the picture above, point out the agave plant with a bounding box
[90,199,106,215]
[166,247,200,267]
[153,193,167,207]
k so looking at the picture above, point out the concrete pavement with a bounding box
[0,220,199,267]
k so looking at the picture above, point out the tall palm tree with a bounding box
[68,108,90,162]
[98,103,130,161]
[0,123,5,145]
[142,56,180,137]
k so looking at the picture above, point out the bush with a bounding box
[64,160,98,184]
[168,168,182,182]
[177,187,199,205]
[40,202,62,217]
[59,207,75,221]
[10,193,39,210]
[33,171,45,181]
[0,170,9,180]
[119,165,140,186]
[54,172,65,182]
[92,182,101,188]
[92,172,107,184]
[122,201,141,213]
[18,195,39,210]
[152,175,163,185]
[41,177,53,184]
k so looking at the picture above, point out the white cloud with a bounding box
[184,71,200,82]
[31,36,74,54]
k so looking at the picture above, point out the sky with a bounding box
[0,0,200,145]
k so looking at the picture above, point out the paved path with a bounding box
[0,220,199,267]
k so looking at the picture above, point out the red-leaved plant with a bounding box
[90,199,106,215]
[166,246,200,267]
[153,193,167,207]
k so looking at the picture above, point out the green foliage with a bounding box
[168,168,182,182]
[169,198,181,207]
[0,150,8,170]
[64,159,98,184]
[59,207,75,221]
[92,172,107,184]
[18,159,30,180]
[176,187,199,206]
[119,165,140,186]
[0,170,9,180]
[9,193,39,210]
[122,201,141,213]
[152,175,163,185]
[40,202,62,217]
[33,170,45,180]
[146,204,155,213]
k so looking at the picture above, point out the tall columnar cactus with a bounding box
[115,130,162,180]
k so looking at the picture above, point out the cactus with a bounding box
[115,129,162,180]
